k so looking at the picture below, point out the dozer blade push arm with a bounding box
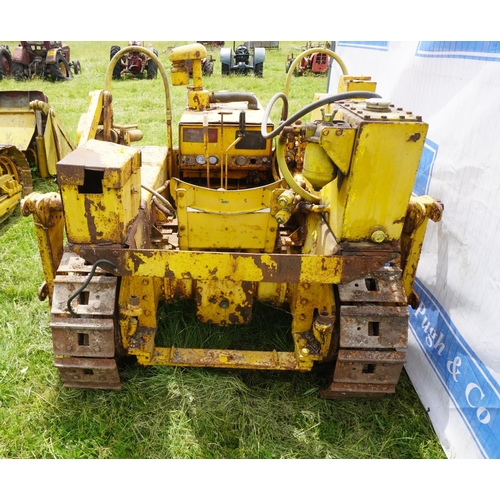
[401,195,444,308]
[21,192,64,303]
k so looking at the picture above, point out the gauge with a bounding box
[235,155,247,166]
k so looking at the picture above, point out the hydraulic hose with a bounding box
[276,140,320,203]
[106,45,174,174]
[141,184,175,215]
[261,90,382,140]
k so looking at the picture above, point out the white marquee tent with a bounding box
[329,41,500,459]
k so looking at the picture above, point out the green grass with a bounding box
[0,41,446,459]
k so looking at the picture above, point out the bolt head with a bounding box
[371,230,386,243]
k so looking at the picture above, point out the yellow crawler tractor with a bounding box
[23,44,443,398]
[0,90,74,223]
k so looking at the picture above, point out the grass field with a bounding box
[0,41,446,460]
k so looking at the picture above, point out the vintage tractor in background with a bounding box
[110,42,158,79]
[220,44,265,76]
[11,42,81,82]
[0,45,13,80]
[0,90,74,223]
[186,54,215,77]
[22,43,443,399]
[197,41,225,48]
[286,42,331,76]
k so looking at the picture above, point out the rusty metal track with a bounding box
[50,253,121,389]
[323,267,409,398]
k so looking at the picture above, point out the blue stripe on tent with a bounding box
[337,41,389,51]
[416,41,500,62]
[409,278,500,459]
[413,138,438,196]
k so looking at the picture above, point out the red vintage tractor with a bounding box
[0,45,13,80]
[110,42,158,79]
[286,42,331,76]
[11,41,80,81]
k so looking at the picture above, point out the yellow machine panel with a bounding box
[57,139,141,245]
[171,178,283,251]
[322,99,428,243]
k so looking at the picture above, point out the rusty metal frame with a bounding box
[68,245,398,286]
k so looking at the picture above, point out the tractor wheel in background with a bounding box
[221,63,230,75]
[110,45,123,80]
[0,152,21,183]
[147,60,158,79]
[147,49,158,79]
[254,62,263,77]
[12,62,25,81]
[0,47,12,80]
[51,53,73,81]
[203,60,213,76]
[0,145,32,197]
[73,60,81,75]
